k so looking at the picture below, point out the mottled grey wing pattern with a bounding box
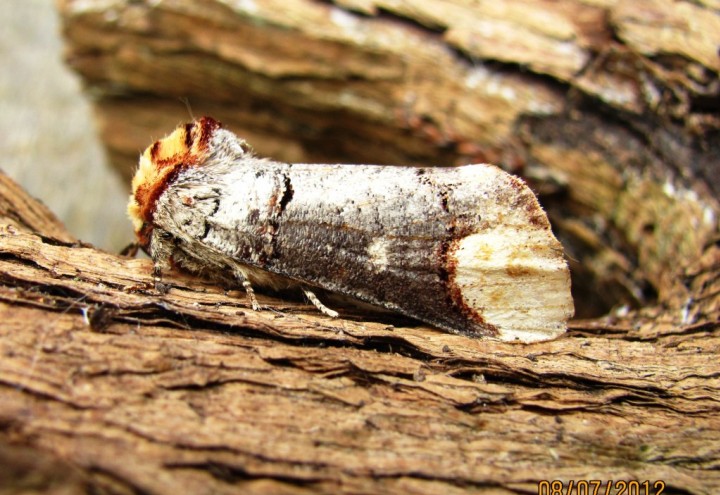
[152,140,571,342]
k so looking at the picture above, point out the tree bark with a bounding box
[1,170,719,493]
[6,0,716,492]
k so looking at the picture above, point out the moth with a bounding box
[128,117,573,342]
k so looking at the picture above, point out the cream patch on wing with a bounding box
[451,228,573,342]
[367,238,390,272]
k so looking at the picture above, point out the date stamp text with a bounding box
[538,480,666,495]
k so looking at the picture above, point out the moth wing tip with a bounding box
[452,230,574,344]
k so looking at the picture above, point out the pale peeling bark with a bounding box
[1,171,719,493]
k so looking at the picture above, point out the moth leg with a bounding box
[152,266,170,295]
[120,241,140,257]
[149,229,174,295]
[302,288,339,318]
[242,279,261,311]
[230,265,261,311]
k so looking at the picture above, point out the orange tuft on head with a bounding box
[127,117,222,246]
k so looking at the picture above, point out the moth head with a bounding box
[127,116,222,246]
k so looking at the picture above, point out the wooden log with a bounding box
[4,0,714,491]
[1,169,718,493]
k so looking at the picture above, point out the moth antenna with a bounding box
[302,288,339,318]
[179,97,195,121]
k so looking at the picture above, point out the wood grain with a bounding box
[13,1,718,491]
[1,170,718,494]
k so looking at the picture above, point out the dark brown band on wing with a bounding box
[442,235,500,337]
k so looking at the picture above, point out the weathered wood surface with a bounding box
[1,171,719,493]
[5,0,716,492]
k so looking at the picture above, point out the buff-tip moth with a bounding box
[128,117,573,342]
